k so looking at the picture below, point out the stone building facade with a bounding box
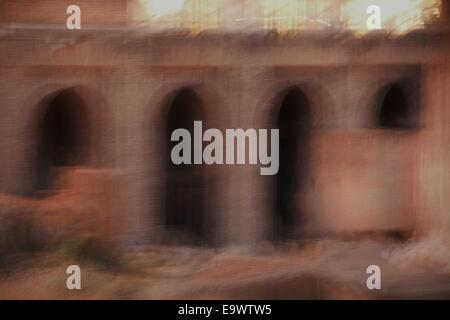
[0,1,449,247]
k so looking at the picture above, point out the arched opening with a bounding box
[378,83,415,129]
[374,80,418,239]
[163,88,207,245]
[274,87,312,240]
[34,89,89,192]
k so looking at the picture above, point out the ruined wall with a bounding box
[418,61,450,238]
[0,0,127,26]
[0,26,449,246]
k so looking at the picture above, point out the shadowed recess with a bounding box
[275,87,312,240]
[379,84,412,129]
[164,88,208,245]
[34,89,89,192]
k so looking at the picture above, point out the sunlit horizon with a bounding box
[141,0,441,34]
[144,0,184,19]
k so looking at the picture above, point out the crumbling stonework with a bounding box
[0,2,449,248]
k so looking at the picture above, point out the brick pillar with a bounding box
[442,0,450,27]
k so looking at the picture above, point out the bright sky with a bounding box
[144,0,184,19]
[142,0,441,33]
[343,0,441,33]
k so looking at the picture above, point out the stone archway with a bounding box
[163,87,208,245]
[379,84,411,129]
[373,79,419,239]
[274,87,312,240]
[33,88,90,192]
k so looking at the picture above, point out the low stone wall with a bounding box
[0,167,125,258]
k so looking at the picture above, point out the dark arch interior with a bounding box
[164,88,207,245]
[34,89,88,192]
[378,84,413,129]
[275,87,312,240]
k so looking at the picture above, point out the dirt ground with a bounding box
[1,237,449,300]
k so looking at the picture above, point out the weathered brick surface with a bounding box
[0,1,449,246]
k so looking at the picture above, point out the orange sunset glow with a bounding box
[141,0,441,33]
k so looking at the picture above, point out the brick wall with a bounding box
[0,0,127,26]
